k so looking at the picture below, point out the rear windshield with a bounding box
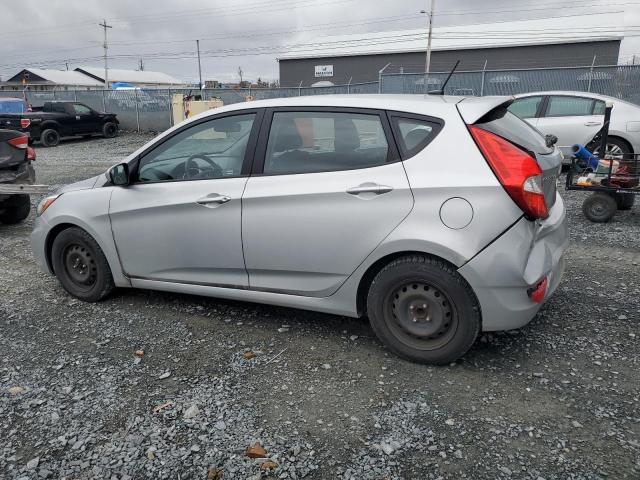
[475,107,552,155]
[0,100,27,114]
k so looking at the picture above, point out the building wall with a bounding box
[279,40,621,87]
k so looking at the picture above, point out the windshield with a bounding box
[0,100,27,114]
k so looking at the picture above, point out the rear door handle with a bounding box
[196,194,231,206]
[346,183,393,195]
[584,121,602,127]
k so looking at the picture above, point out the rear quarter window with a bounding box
[390,114,443,159]
[474,107,552,155]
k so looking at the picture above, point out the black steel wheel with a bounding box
[367,255,480,364]
[582,193,617,223]
[40,128,60,147]
[51,227,115,302]
[103,122,118,138]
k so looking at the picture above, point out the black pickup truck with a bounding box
[0,101,119,147]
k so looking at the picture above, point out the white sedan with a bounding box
[508,91,640,160]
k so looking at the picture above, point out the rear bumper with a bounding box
[458,193,568,331]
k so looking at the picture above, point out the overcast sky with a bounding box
[1,0,639,84]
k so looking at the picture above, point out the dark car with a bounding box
[0,101,119,147]
[0,129,36,224]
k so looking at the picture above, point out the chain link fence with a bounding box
[1,65,639,133]
[380,65,640,104]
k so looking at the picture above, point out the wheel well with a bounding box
[44,223,76,273]
[41,122,60,133]
[608,135,633,154]
[356,251,461,317]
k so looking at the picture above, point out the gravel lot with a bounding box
[1,132,639,480]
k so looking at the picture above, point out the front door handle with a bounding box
[346,183,393,195]
[196,194,231,206]
[584,121,602,127]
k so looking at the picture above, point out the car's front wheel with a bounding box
[51,227,115,302]
[366,255,480,364]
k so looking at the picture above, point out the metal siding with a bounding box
[279,40,621,87]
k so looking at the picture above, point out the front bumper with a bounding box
[31,214,52,274]
[459,193,569,331]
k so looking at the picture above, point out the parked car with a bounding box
[0,101,119,147]
[31,95,568,364]
[0,97,31,114]
[0,129,36,224]
[508,91,640,161]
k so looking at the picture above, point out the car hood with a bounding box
[55,174,102,194]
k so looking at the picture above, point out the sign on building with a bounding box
[314,65,334,78]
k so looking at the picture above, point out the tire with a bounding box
[366,255,481,365]
[615,193,635,211]
[51,227,115,302]
[594,137,632,159]
[40,128,60,147]
[103,122,118,138]
[582,193,617,223]
[0,194,30,224]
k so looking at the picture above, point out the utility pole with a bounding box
[139,58,145,71]
[65,61,69,71]
[238,66,243,86]
[426,0,435,75]
[196,40,203,89]
[99,19,113,89]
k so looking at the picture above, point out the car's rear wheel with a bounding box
[40,128,60,147]
[103,122,118,138]
[0,194,30,224]
[51,227,115,302]
[366,255,480,364]
[582,193,617,223]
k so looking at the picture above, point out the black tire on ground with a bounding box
[103,122,118,138]
[366,255,481,365]
[615,192,635,211]
[40,128,60,147]
[51,227,115,302]
[582,193,617,223]
[0,194,30,224]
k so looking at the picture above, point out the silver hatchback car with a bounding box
[31,95,568,364]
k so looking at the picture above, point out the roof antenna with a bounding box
[429,60,460,95]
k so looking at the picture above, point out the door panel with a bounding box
[537,96,604,156]
[242,163,412,296]
[109,111,260,287]
[110,178,248,286]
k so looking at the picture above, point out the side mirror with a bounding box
[545,134,558,148]
[109,163,130,186]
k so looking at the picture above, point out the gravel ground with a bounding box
[1,133,639,480]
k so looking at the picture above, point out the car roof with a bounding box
[0,97,27,101]
[190,93,512,122]
[514,90,616,101]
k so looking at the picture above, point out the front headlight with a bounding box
[36,194,62,216]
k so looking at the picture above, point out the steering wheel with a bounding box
[184,154,224,179]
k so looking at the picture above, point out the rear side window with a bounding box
[507,96,542,119]
[264,111,389,175]
[475,107,552,155]
[546,96,595,117]
[391,116,441,159]
[592,100,606,115]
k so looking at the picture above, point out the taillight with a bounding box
[527,276,548,304]
[7,135,28,150]
[468,125,548,220]
[20,118,31,129]
[27,146,36,161]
